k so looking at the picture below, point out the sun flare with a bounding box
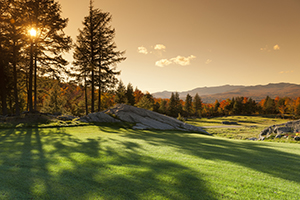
[29,28,37,37]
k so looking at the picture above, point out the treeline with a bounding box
[0,0,125,116]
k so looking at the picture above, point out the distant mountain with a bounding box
[152,83,300,103]
[153,85,244,99]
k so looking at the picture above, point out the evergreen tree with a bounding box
[26,0,72,112]
[135,96,154,111]
[232,97,243,115]
[158,99,168,114]
[73,0,125,113]
[263,96,275,114]
[41,82,66,114]
[114,80,126,104]
[167,92,182,117]
[125,83,135,105]
[184,94,193,117]
[193,93,202,117]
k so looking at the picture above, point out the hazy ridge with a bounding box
[152,83,300,103]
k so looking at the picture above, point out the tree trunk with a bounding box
[84,77,88,116]
[34,48,37,111]
[0,65,7,115]
[12,40,20,115]
[28,40,34,112]
[98,59,101,112]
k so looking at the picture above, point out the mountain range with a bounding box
[152,83,300,103]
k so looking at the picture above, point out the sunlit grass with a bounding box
[186,116,291,140]
[0,124,300,199]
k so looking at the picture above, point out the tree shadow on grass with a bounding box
[0,127,217,200]
[121,129,300,185]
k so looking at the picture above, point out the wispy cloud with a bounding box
[155,55,196,67]
[205,59,212,64]
[155,59,172,67]
[154,44,166,50]
[273,44,280,50]
[170,55,196,66]
[279,70,294,74]
[137,46,148,54]
[260,44,280,52]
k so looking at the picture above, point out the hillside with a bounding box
[153,83,300,103]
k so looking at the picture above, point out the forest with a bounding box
[1,0,300,120]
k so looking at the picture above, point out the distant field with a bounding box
[186,116,292,141]
[1,124,300,199]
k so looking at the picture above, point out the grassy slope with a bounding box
[1,124,300,199]
[186,116,292,140]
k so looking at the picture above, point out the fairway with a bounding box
[1,124,300,199]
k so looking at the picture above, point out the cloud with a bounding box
[156,55,196,67]
[205,59,212,64]
[154,44,166,50]
[260,44,280,52]
[170,55,196,66]
[273,44,280,50]
[155,59,172,67]
[137,46,148,54]
[279,70,294,74]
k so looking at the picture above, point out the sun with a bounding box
[29,28,37,37]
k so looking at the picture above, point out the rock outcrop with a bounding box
[80,112,121,123]
[258,119,300,140]
[80,104,210,135]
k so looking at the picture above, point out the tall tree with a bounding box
[24,0,72,112]
[114,80,126,104]
[73,0,125,113]
[125,83,135,106]
[184,94,193,117]
[193,93,202,117]
[167,92,182,117]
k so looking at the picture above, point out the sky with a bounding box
[58,0,300,93]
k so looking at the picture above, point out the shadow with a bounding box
[0,126,217,199]
[123,130,300,185]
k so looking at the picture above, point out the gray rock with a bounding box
[221,121,238,125]
[248,137,257,141]
[79,112,121,123]
[104,104,210,135]
[294,136,300,141]
[57,115,77,121]
[274,126,292,134]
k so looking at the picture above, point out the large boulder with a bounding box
[104,104,210,135]
[258,120,300,140]
[80,112,121,123]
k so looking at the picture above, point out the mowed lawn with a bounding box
[1,124,300,199]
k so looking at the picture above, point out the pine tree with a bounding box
[193,93,202,117]
[73,0,125,113]
[41,82,66,114]
[158,100,168,114]
[26,0,72,112]
[125,83,135,105]
[114,80,126,104]
[184,94,193,117]
[167,92,182,117]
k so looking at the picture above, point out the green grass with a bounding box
[1,124,300,199]
[186,116,292,140]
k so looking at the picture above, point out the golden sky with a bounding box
[59,0,300,93]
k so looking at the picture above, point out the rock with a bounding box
[258,119,300,140]
[104,104,210,135]
[248,137,257,141]
[57,115,77,121]
[274,126,292,134]
[294,136,300,141]
[221,121,238,125]
[260,127,273,136]
[80,112,121,123]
